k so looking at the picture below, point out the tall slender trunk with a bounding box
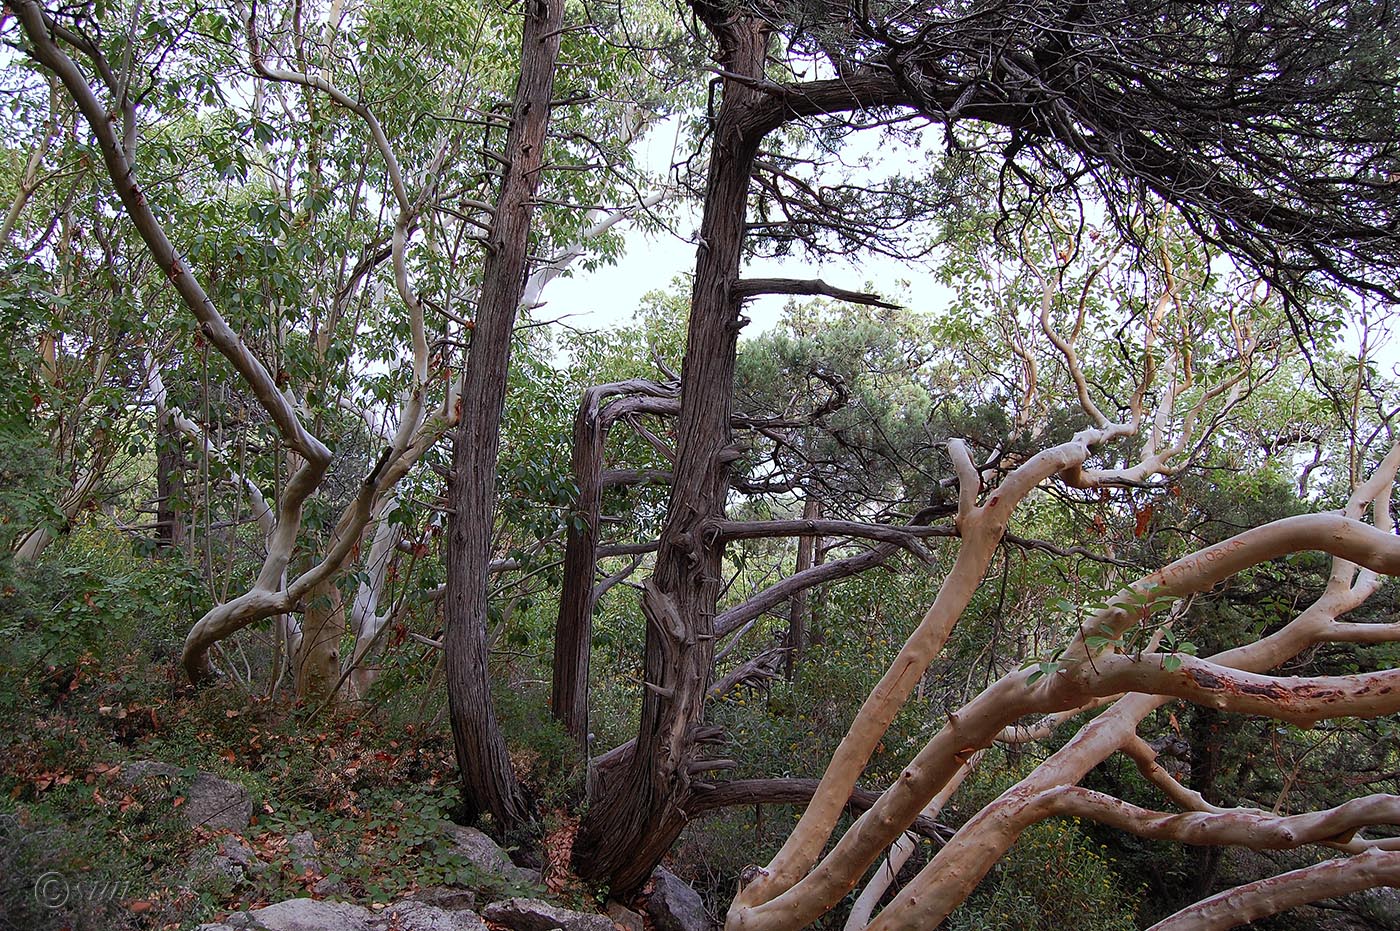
[443,0,564,832]
[573,14,771,894]
[1184,708,1229,904]
[156,415,186,548]
[552,380,675,745]
[552,384,614,747]
[785,496,820,677]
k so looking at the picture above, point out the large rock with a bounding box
[482,897,614,931]
[606,901,644,931]
[186,771,254,831]
[122,759,253,832]
[385,901,489,931]
[443,824,539,886]
[410,886,478,911]
[217,898,375,931]
[198,899,489,931]
[647,868,711,931]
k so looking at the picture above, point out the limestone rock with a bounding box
[646,869,711,931]
[227,898,374,931]
[482,897,614,931]
[410,886,478,911]
[606,901,644,931]
[210,836,263,882]
[222,836,262,871]
[187,771,254,831]
[287,830,322,874]
[205,898,492,931]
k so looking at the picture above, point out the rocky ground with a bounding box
[118,758,716,931]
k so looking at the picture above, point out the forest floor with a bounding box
[0,645,573,931]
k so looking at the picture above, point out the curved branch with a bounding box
[1037,786,1400,852]
[1065,653,1400,727]
[689,779,948,842]
[714,542,899,637]
[730,278,899,309]
[713,518,955,545]
[1147,848,1400,931]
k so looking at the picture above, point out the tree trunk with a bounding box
[552,380,675,745]
[295,576,344,702]
[572,13,771,895]
[1184,709,1229,904]
[443,0,564,832]
[785,497,820,677]
[155,415,186,548]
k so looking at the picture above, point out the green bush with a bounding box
[0,527,204,673]
[947,819,1141,931]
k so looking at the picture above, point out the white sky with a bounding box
[539,118,1398,386]
[539,118,956,341]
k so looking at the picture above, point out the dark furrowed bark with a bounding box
[553,379,675,745]
[689,778,948,842]
[572,11,774,895]
[444,0,565,832]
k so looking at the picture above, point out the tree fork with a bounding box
[553,380,676,745]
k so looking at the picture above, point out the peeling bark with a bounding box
[295,576,345,702]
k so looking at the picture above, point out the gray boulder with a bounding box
[410,886,478,911]
[211,836,263,882]
[482,897,615,931]
[287,830,322,874]
[443,824,539,886]
[606,901,644,931]
[121,759,253,832]
[222,898,374,931]
[383,901,489,931]
[647,868,712,931]
[187,771,255,831]
[200,899,491,931]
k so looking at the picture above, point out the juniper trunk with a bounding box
[572,12,771,894]
[443,0,564,831]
